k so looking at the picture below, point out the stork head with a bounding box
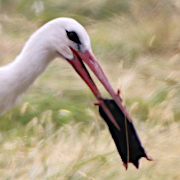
[51,18,91,60]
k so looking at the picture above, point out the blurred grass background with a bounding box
[0,0,180,179]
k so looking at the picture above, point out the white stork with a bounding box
[0,18,152,168]
[0,17,127,129]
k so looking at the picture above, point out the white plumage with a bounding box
[0,17,91,115]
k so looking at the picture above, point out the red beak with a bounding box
[66,48,132,130]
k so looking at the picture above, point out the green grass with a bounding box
[0,0,180,179]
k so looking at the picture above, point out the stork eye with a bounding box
[66,30,81,45]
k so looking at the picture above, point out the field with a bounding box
[0,1,180,179]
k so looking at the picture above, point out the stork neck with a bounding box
[8,42,55,92]
[0,36,56,115]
